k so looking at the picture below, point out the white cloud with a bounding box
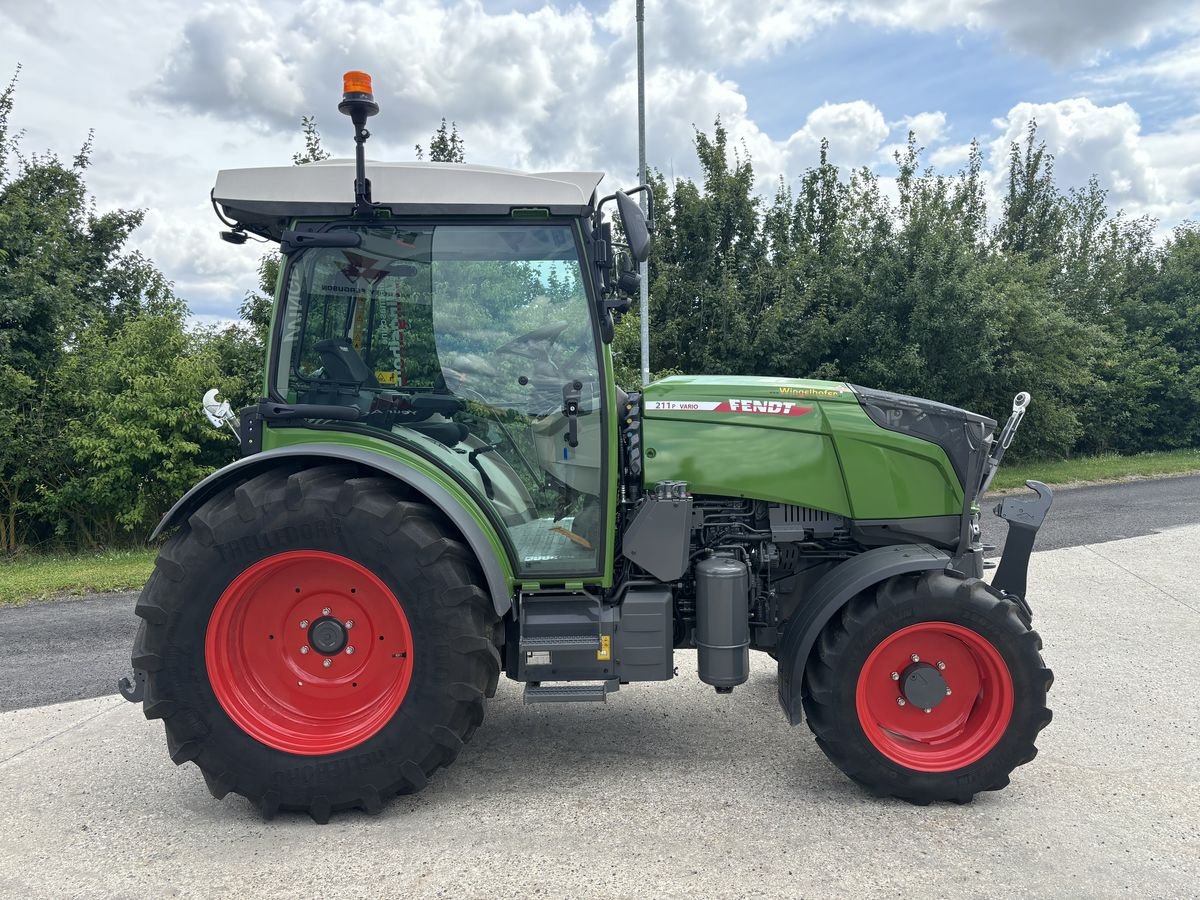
[849,0,1187,64]
[988,98,1163,210]
[598,0,839,65]
[930,142,973,170]
[1140,113,1200,226]
[1089,36,1200,89]
[595,0,1194,68]
[156,0,604,146]
[784,100,890,171]
[901,111,948,145]
[880,110,950,168]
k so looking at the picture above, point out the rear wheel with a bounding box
[802,570,1052,804]
[131,464,500,822]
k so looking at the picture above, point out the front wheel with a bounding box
[131,465,500,822]
[802,570,1052,804]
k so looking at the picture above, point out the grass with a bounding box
[0,548,158,606]
[989,448,1200,492]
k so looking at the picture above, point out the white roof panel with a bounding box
[214,159,605,236]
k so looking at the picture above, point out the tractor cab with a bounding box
[210,82,649,582]
[267,213,609,575]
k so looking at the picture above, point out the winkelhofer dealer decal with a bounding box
[647,399,815,416]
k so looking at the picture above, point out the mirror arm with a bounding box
[597,184,656,233]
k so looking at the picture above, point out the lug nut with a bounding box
[896,697,906,707]
[345,646,355,655]
[923,707,932,714]
[910,654,920,663]
[345,619,354,629]
[936,661,946,671]
[300,646,309,655]
[322,607,332,616]
[890,671,899,681]
[323,658,332,668]
[945,688,952,696]
[299,619,309,629]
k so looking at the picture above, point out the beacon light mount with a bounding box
[338,70,380,218]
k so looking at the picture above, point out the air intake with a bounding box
[768,504,847,541]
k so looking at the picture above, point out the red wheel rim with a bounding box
[205,550,414,755]
[855,621,1013,772]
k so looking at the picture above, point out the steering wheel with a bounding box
[494,321,571,361]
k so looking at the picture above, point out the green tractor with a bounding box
[121,73,1053,821]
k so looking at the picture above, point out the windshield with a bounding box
[274,222,605,576]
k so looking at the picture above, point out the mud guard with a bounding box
[149,444,515,616]
[776,544,950,725]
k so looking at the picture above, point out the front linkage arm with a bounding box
[991,480,1054,613]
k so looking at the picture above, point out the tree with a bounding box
[996,121,1064,263]
[42,295,228,544]
[292,115,331,165]
[0,68,235,549]
[416,119,466,163]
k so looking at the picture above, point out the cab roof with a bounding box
[214,159,605,239]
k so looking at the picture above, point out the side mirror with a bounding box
[615,190,651,263]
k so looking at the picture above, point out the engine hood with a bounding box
[639,374,975,521]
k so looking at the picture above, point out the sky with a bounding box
[2,0,1199,323]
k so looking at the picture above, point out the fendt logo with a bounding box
[718,399,814,416]
[647,399,815,416]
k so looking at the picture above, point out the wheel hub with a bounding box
[205,550,414,755]
[900,662,948,711]
[855,621,1014,772]
[308,616,348,655]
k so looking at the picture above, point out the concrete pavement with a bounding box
[1,526,1198,898]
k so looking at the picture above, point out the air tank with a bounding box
[695,554,750,692]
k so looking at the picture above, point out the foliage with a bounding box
[292,115,332,166]
[0,70,228,550]
[415,119,466,163]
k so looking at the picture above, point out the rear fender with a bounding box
[776,544,950,725]
[150,444,515,616]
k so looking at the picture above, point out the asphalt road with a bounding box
[1,474,1198,715]
[979,472,1200,558]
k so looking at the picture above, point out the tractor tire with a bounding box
[131,464,501,822]
[801,569,1052,805]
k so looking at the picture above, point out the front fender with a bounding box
[151,444,515,616]
[776,544,950,725]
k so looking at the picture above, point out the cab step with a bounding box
[523,680,618,704]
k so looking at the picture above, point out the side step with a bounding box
[523,680,618,705]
